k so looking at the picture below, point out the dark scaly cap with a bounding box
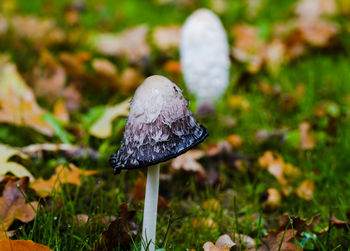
[110,75,208,174]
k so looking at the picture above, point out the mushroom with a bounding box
[180,9,230,106]
[109,75,208,251]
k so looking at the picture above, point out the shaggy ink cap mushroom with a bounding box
[180,8,230,104]
[110,75,208,174]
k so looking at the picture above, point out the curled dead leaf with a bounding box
[0,176,38,231]
[92,25,150,64]
[0,60,53,136]
[152,25,181,51]
[203,234,235,251]
[171,149,206,178]
[296,179,314,200]
[89,99,130,139]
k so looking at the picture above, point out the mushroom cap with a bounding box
[110,75,208,174]
[180,8,230,104]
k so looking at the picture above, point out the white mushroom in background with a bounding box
[180,8,230,106]
[110,75,208,251]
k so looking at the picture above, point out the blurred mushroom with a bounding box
[109,75,208,251]
[180,9,230,107]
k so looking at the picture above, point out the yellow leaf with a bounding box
[31,163,98,196]
[0,144,33,181]
[53,99,69,123]
[89,99,130,138]
[0,240,52,251]
[0,60,53,135]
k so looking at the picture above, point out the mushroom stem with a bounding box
[141,164,160,251]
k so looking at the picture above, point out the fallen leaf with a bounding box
[92,58,119,89]
[279,213,321,234]
[11,15,65,47]
[205,141,232,157]
[228,95,250,111]
[192,218,218,232]
[21,143,100,159]
[89,99,130,138]
[152,25,181,51]
[295,0,337,18]
[92,25,150,63]
[32,50,66,102]
[258,151,301,188]
[298,17,337,46]
[171,149,206,177]
[299,122,316,149]
[119,68,144,95]
[53,99,69,124]
[94,203,138,250]
[31,163,97,196]
[0,144,33,181]
[296,179,314,200]
[0,60,53,135]
[233,233,256,249]
[0,240,52,251]
[163,60,182,75]
[261,229,302,251]
[227,134,243,148]
[330,215,350,231]
[203,234,235,251]
[262,188,282,209]
[62,84,82,111]
[203,199,221,212]
[0,176,38,231]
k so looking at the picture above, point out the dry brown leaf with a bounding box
[62,84,82,111]
[279,213,321,234]
[258,151,301,189]
[261,229,302,251]
[59,52,87,78]
[89,99,130,138]
[31,163,97,196]
[0,60,53,136]
[299,121,315,149]
[94,203,138,251]
[119,68,144,95]
[0,240,52,251]
[262,188,282,209]
[205,141,232,157]
[152,25,181,51]
[92,58,119,89]
[231,24,265,73]
[11,15,65,46]
[296,179,314,200]
[53,99,69,124]
[0,176,38,231]
[295,0,337,18]
[92,25,150,63]
[32,50,66,102]
[203,234,235,251]
[171,149,206,177]
[298,17,337,46]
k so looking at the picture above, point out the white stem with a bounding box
[141,164,160,251]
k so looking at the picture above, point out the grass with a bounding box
[1,0,350,250]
